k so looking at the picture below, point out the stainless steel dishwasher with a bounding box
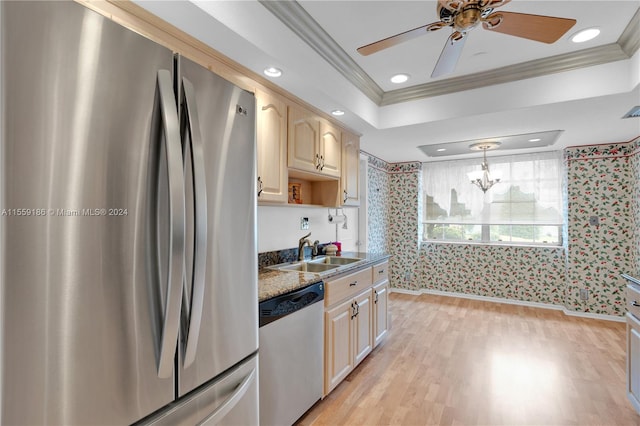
[259,281,324,426]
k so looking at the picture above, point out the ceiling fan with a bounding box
[357,0,577,78]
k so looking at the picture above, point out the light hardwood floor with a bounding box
[297,293,640,425]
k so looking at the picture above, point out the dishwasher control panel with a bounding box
[259,281,324,327]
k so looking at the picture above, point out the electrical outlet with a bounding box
[579,288,589,301]
[589,216,599,226]
[300,217,309,230]
[404,271,412,282]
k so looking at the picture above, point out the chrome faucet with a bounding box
[298,232,311,261]
[312,240,320,257]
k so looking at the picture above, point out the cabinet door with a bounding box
[325,298,354,396]
[341,131,360,206]
[256,90,287,203]
[628,313,640,413]
[373,280,389,347]
[319,121,341,178]
[288,105,319,173]
[353,289,373,367]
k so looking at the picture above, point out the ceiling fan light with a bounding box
[571,28,600,43]
[390,74,409,84]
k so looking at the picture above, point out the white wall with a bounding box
[258,205,358,253]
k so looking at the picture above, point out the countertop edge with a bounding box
[258,252,391,302]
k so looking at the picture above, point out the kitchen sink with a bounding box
[275,262,339,273]
[308,256,363,266]
[266,256,364,275]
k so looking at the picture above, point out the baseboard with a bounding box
[390,287,626,323]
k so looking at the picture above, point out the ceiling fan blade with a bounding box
[483,11,576,43]
[431,32,467,78]
[357,21,446,56]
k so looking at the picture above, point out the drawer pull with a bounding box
[378,269,385,274]
[633,301,640,307]
[349,280,358,287]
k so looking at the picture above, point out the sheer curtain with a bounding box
[423,151,563,226]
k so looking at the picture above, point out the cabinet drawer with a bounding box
[372,261,388,283]
[628,284,640,319]
[326,267,372,306]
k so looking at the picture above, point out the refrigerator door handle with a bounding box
[198,368,256,426]
[156,69,186,378]
[180,77,208,368]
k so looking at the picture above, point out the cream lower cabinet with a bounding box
[373,280,388,347]
[628,313,640,413]
[325,297,354,394]
[372,261,389,347]
[353,289,373,366]
[324,266,375,396]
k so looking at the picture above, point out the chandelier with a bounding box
[468,142,501,193]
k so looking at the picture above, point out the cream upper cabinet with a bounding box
[288,105,341,178]
[256,90,288,203]
[288,105,320,173]
[319,120,341,178]
[341,131,360,206]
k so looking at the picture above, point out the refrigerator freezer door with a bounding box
[141,354,259,425]
[1,2,177,424]
[177,56,258,396]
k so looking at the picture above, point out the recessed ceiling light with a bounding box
[528,138,542,142]
[571,28,600,43]
[331,109,345,116]
[436,148,447,152]
[263,67,282,77]
[390,74,409,84]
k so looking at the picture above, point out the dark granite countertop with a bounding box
[258,252,390,302]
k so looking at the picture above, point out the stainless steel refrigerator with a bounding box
[0,1,258,424]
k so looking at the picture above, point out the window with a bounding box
[423,151,563,245]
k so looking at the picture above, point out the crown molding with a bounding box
[618,7,640,57]
[258,0,383,104]
[381,43,629,105]
[261,1,640,107]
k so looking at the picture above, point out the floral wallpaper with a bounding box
[366,155,390,254]
[564,142,635,316]
[417,243,566,304]
[364,137,640,317]
[631,139,640,277]
[388,164,421,290]
[365,155,422,288]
